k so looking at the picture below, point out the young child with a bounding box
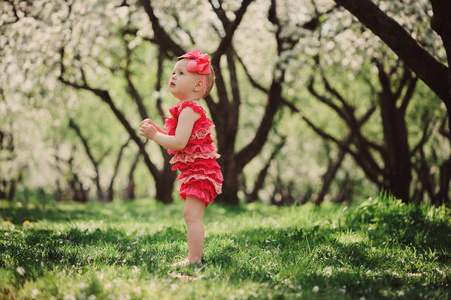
[139,49,223,266]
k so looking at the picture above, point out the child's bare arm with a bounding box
[140,107,200,151]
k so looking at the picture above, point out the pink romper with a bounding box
[164,101,223,206]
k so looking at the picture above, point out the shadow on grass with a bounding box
[0,224,186,280]
[1,197,450,299]
[345,198,451,256]
[200,222,450,299]
[202,207,451,286]
[0,199,186,224]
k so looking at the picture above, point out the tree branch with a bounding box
[123,33,148,120]
[58,47,160,179]
[308,76,348,122]
[312,130,351,205]
[108,138,131,201]
[69,118,106,201]
[321,72,357,124]
[394,65,410,101]
[138,0,185,56]
[334,0,450,106]
[438,115,451,142]
[410,113,433,157]
[209,0,230,28]
[373,59,393,100]
[211,0,255,66]
[235,50,268,94]
[399,73,417,114]
[246,136,286,203]
[281,96,383,186]
[236,1,287,169]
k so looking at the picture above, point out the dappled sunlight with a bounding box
[1,195,450,299]
[334,229,367,245]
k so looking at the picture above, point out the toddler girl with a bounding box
[139,49,223,266]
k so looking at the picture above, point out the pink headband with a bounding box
[178,49,211,96]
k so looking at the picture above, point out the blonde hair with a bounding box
[203,66,216,97]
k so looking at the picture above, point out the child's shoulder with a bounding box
[180,101,205,115]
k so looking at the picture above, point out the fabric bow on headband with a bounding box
[178,49,211,75]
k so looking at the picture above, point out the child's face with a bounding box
[169,59,202,100]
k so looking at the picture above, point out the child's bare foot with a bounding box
[171,259,202,267]
[171,259,190,267]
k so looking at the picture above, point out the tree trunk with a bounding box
[312,132,351,205]
[379,95,411,202]
[436,158,451,205]
[123,151,140,200]
[430,0,451,134]
[69,119,111,202]
[155,164,178,204]
[246,137,285,203]
[377,64,415,203]
[216,145,240,205]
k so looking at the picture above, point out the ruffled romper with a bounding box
[164,101,223,206]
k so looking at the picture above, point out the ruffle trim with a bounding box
[179,175,222,194]
[168,143,216,156]
[187,136,215,146]
[191,127,213,140]
[178,168,223,183]
[176,159,221,172]
[180,189,214,206]
[169,152,220,165]
[179,179,223,206]
[180,101,206,115]
[183,143,216,154]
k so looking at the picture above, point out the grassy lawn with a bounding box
[1,195,450,299]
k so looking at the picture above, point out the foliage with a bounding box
[0,0,449,204]
[347,192,451,251]
[1,194,450,299]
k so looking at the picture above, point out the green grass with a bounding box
[0,194,450,299]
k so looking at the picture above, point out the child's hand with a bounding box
[140,118,154,127]
[139,123,157,139]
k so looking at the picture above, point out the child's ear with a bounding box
[193,79,204,92]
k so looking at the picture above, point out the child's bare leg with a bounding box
[184,196,205,263]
